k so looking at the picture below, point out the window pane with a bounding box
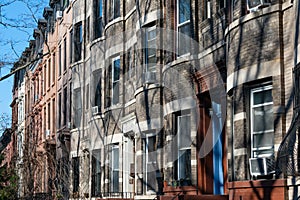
[178,115,191,149]
[112,146,119,192]
[178,23,191,56]
[94,72,101,107]
[248,0,262,8]
[253,105,273,132]
[113,171,119,192]
[113,147,119,169]
[179,0,191,24]
[113,82,119,104]
[253,149,274,157]
[148,29,156,40]
[253,89,272,105]
[253,132,273,148]
[98,0,102,16]
[114,0,120,18]
[113,59,120,81]
[178,149,191,180]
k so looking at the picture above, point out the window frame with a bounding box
[145,26,157,73]
[72,157,80,193]
[91,149,101,197]
[74,88,82,128]
[111,144,119,193]
[177,0,191,57]
[176,113,192,182]
[93,70,102,108]
[250,85,274,158]
[109,0,120,21]
[63,38,67,72]
[94,0,103,39]
[294,65,300,109]
[111,56,120,105]
[144,134,157,193]
[74,22,83,62]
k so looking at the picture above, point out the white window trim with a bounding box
[250,85,274,158]
[112,56,120,105]
[177,114,191,180]
[111,145,119,192]
[177,0,191,57]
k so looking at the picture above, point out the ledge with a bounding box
[225,2,293,37]
[228,179,286,189]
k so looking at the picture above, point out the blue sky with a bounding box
[0,0,47,119]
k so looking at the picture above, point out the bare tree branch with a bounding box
[0,51,49,82]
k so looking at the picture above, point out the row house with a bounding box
[69,0,228,199]
[8,0,300,200]
[226,0,300,199]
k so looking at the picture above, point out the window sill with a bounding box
[104,104,123,114]
[104,17,123,32]
[163,185,197,195]
[134,83,162,97]
[162,54,194,74]
[70,60,84,68]
[90,36,106,48]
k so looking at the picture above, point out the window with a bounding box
[74,88,82,128]
[72,157,80,193]
[145,26,156,72]
[250,85,274,158]
[217,0,225,10]
[112,57,120,105]
[58,93,62,128]
[86,17,90,43]
[44,107,46,134]
[47,102,51,131]
[294,66,300,109]
[94,0,103,39]
[247,0,271,11]
[109,0,120,21]
[63,87,68,126]
[63,0,69,8]
[48,59,51,88]
[144,135,157,193]
[69,83,72,124]
[175,113,191,183]
[52,98,55,134]
[63,38,67,72]
[110,145,119,192]
[92,150,101,197]
[70,30,73,64]
[177,0,191,56]
[43,65,46,93]
[93,70,102,108]
[52,53,55,83]
[59,45,62,76]
[203,0,211,20]
[86,84,89,109]
[74,22,82,62]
